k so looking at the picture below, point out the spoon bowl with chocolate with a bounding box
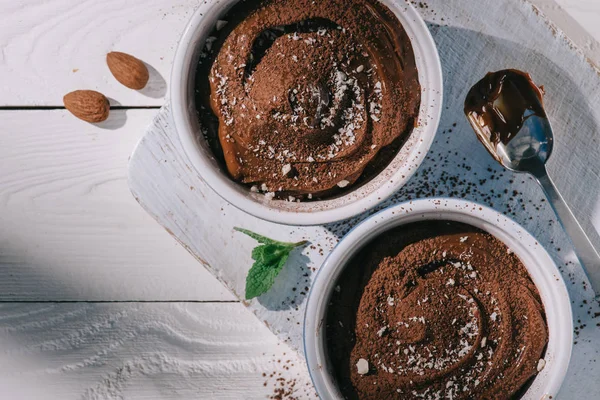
[304,198,572,400]
[171,0,442,225]
[465,69,600,297]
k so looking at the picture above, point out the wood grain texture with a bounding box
[0,0,200,107]
[0,109,233,301]
[0,0,599,107]
[129,0,600,397]
[0,302,315,400]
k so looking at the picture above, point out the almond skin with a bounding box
[106,51,149,90]
[63,90,110,122]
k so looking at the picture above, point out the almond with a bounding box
[63,90,110,122]
[106,51,149,90]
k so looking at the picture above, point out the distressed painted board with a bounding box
[0,109,232,301]
[129,0,600,396]
[0,302,314,400]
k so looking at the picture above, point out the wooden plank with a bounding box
[531,0,600,67]
[0,302,315,400]
[0,0,200,107]
[0,109,233,301]
[0,0,599,107]
[0,302,596,399]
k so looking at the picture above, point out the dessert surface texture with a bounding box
[327,221,548,400]
[196,0,421,200]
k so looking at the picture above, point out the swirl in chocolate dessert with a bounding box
[195,0,420,200]
[326,221,548,400]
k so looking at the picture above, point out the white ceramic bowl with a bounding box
[171,0,443,225]
[304,198,573,399]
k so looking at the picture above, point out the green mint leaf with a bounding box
[245,260,282,300]
[276,251,291,270]
[235,227,307,300]
[245,251,292,300]
[251,244,291,264]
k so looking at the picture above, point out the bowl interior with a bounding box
[171,0,443,225]
[304,199,573,399]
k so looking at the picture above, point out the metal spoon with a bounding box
[464,69,600,297]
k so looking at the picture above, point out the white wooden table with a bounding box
[1,1,599,398]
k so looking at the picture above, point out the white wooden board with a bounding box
[0,109,232,301]
[0,0,597,107]
[0,302,314,400]
[0,0,199,107]
[128,0,600,397]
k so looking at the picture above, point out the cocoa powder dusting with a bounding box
[195,0,420,201]
[261,351,317,399]
[326,221,548,399]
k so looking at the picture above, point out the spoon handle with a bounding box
[534,168,600,296]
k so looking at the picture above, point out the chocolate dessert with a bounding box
[463,69,551,165]
[326,221,548,400]
[195,0,421,200]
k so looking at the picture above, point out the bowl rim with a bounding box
[303,197,573,399]
[170,0,443,226]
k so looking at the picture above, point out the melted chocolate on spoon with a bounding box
[464,69,547,159]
